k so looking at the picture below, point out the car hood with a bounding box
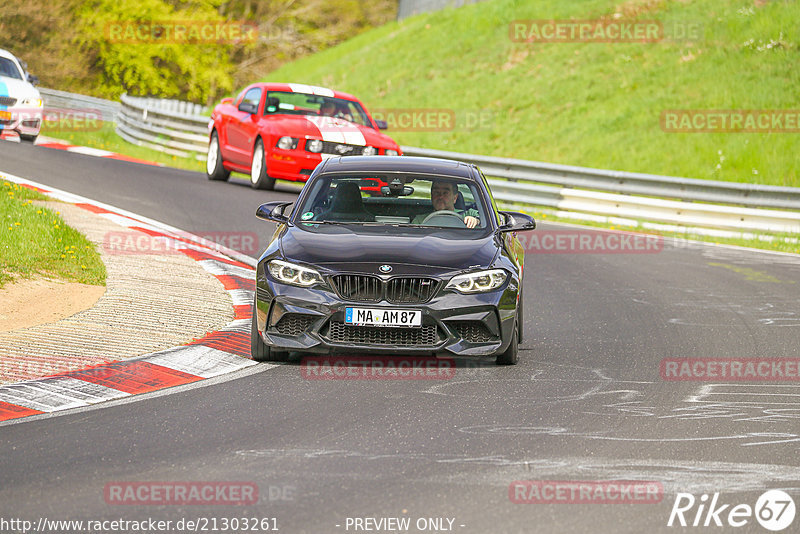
[279,225,499,274]
[0,77,40,102]
[262,114,398,148]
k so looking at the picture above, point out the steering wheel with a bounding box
[421,210,466,227]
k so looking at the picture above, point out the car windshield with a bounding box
[294,174,489,229]
[264,91,371,127]
[0,57,23,80]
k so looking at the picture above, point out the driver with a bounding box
[412,180,479,228]
[320,100,353,122]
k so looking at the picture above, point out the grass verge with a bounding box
[0,181,106,288]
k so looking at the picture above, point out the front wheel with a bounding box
[496,320,519,365]
[20,134,38,144]
[206,131,230,181]
[250,139,275,190]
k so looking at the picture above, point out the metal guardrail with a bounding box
[400,146,800,235]
[115,93,210,160]
[38,87,120,123]
[41,89,798,235]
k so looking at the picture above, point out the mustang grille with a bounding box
[326,322,439,346]
[0,96,17,106]
[274,314,316,336]
[319,141,365,156]
[450,321,496,343]
[331,275,439,303]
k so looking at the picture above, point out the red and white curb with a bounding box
[0,172,260,423]
[0,131,163,167]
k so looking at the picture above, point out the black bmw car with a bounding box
[252,156,536,365]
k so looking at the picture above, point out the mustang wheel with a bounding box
[250,139,275,190]
[496,320,519,365]
[251,298,289,362]
[206,131,230,181]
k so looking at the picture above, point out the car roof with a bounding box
[248,82,358,102]
[317,156,478,180]
[0,48,21,64]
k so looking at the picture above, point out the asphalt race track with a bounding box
[1,141,800,533]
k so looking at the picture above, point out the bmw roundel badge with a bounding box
[379,265,393,273]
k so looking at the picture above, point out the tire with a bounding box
[496,320,519,366]
[20,134,38,144]
[206,131,230,181]
[250,139,275,190]
[250,298,289,362]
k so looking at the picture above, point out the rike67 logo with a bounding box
[668,490,796,531]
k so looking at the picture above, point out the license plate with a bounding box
[345,307,421,328]
[0,111,11,120]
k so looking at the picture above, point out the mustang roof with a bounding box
[251,82,358,102]
[317,156,477,178]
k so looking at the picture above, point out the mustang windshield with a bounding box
[295,175,489,229]
[264,91,371,127]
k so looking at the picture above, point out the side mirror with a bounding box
[256,201,293,224]
[374,119,388,130]
[498,211,536,233]
[27,73,39,86]
[238,101,257,114]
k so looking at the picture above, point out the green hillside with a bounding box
[259,0,799,187]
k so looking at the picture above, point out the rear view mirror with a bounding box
[375,119,388,130]
[27,73,39,86]
[238,101,257,114]
[497,211,536,233]
[380,186,414,197]
[256,201,293,224]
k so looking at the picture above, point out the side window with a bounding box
[240,88,262,111]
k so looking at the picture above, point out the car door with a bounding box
[225,87,263,166]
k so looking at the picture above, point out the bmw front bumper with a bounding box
[254,269,519,357]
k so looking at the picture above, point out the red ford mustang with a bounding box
[206,83,402,190]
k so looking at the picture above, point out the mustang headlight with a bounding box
[277,136,298,150]
[385,149,399,156]
[361,146,377,156]
[446,269,507,294]
[306,139,323,153]
[267,259,323,287]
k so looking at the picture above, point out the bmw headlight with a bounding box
[361,146,377,156]
[267,259,324,287]
[385,149,399,156]
[277,136,298,150]
[20,97,42,107]
[306,139,323,153]
[446,269,507,294]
